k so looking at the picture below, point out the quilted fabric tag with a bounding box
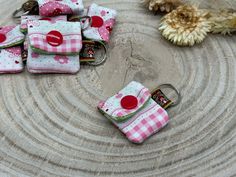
[0,47,24,74]
[83,3,117,42]
[28,20,82,55]
[27,46,80,74]
[21,15,67,33]
[0,25,25,49]
[98,81,169,144]
[37,0,84,17]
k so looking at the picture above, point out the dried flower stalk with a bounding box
[207,10,236,35]
[142,0,183,13]
[159,5,211,46]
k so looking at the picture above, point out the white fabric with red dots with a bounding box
[37,0,84,17]
[21,15,67,33]
[27,45,80,74]
[0,47,24,73]
[83,3,117,42]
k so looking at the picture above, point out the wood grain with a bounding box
[1,0,236,176]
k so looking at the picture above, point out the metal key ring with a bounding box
[153,84,181,107]
[13,0,38,19]
[12,8,29,18]
[69,16,92,31]
[87,41,107,66]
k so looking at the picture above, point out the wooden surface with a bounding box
[1,0,236,176]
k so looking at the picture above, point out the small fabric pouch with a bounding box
[28,20,82,55]
[37,0,84,17]
[98,81,169,144]
[0,47,24,73]
[27,46,80,74]
[0,25,25,49]
[83,3,117,42]
[21,15,67,33]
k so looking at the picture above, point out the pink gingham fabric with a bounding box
[98,81,169,144]
[28,20,82,55]
[115,99,169,144]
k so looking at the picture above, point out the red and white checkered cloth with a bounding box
[29,34,82,54]
[28,20,82,55]
[114,99,169,144]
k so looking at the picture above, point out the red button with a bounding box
[0,33,6,43]
[46,30,63,47]
[91,16,104,28]
[121,95,138,110]
[40,17,52,21]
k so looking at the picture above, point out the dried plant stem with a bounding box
[142,0,184,13]
[206,10,236,35]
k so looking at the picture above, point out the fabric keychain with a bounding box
[97,81,181,144]
[69,15,108,66]
[37,0,84,17]
[82,3,117,43]
[26,20,82,74]
[12,0,39,19]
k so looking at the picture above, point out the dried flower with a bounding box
[159,5,211,46]
[207,10,236,35]
[142,0,183,13]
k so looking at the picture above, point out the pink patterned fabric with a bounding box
[0,47,24,74]
[98,19,116,42]
[27,46,80,74]
[98,81,151,121]
[117,100,169,144]
[38,0,84,17]
[20,15,67,32]
[83,3,117,42]
[28,20,82,55]
[98,81,170,144]
[29,35,82,54]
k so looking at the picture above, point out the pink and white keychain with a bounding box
[98,81,181,144]
[82,3,117,42]
[37,0,84,17]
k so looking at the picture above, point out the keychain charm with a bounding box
[152,84,181,109]
[98,81,181,144]
[80,40,107,66]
